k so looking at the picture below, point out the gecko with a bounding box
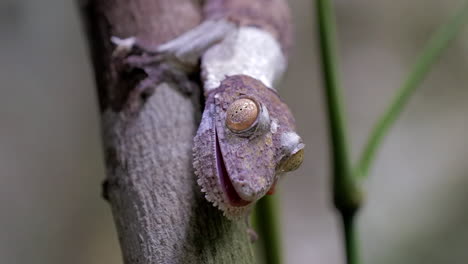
[112,0,304,220]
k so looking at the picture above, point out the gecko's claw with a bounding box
[110,36,137,57]
[247,227,258,243]
[244,214,258,242]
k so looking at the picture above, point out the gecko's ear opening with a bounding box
[278,132,305,172]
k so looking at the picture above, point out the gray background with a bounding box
[1,0,467,263]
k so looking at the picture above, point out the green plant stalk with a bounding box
[341,211,359,264]
[356,1,468,179]
[315,0,468,263]
[253,195,283,264]
[315,0,361,264]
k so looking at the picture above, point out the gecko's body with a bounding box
[113,0,304,220]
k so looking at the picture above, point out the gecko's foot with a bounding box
[110,20,234,71]
[110,36,163,69]
[247,227,258,243]
[110,38,197,98]
[110,35,194,74]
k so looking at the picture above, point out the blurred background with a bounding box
[1,0,467,263]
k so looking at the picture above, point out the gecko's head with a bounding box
[193,75,304,219]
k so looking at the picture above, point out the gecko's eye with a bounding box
[278,132,305,172]
[226,98,259,132]
[281,148,304,172]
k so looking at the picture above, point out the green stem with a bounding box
[315,0,361,263]
[342,212,359,264]
[356,1,468,179]
[316,0,360,209]
[253,195,283,264]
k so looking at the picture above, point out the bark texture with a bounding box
[79,0,254,263]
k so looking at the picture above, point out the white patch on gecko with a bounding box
[202,26,286,91]
[270,119,279,133]
[281,131,304,154]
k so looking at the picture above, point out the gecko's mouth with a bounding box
[215,129,251,207]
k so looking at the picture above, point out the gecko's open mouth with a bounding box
[215,129,251,207]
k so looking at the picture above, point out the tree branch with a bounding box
[79,0,254,263]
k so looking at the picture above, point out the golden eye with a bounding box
[225,98,259,132]
[281,148,304,172]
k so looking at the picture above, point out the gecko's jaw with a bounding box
[215,131,251,207]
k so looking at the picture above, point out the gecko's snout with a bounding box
[231,179,264,202]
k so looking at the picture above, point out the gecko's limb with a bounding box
[111,20,235,69]
[109,34,202,104]
[108,19,237,99]
[111,19,285,92]
[157,20,236,66]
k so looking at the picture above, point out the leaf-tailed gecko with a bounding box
[112,0,304,220]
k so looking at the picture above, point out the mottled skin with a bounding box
[110,0,302,220]
[194,75,303,219]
